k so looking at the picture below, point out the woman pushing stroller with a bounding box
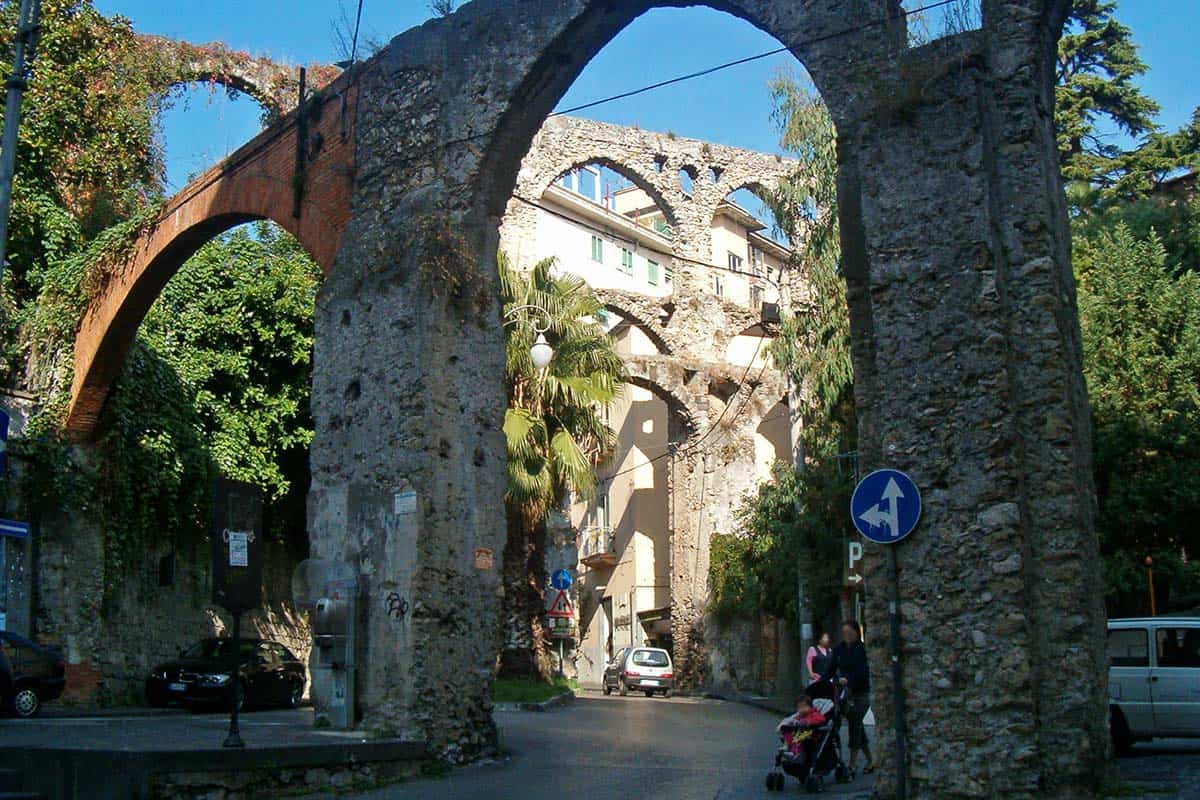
[828,619,875,778]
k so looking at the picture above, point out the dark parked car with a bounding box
[146,638,305,711]
[0,631,66,718]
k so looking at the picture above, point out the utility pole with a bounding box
[0,0,42,277]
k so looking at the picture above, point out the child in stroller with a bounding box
[765,681,852,793]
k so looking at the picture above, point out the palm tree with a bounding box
[498,252,625,679]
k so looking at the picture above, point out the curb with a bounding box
[494,690,576,713]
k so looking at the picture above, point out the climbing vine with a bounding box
[1,3,321,597]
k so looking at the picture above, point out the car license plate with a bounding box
[643,679,660,686]
[169,682,186,692]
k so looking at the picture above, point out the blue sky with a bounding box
[94,0,1200,193]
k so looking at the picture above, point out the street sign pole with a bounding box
[223,608,244,748]
[851,468,920,800]
[887,546,907,800]
[0,0,43,275]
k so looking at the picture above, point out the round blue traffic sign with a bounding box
[551,569,573,590]
[850,469,921,544]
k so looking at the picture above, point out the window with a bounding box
[1108,628,1149,668]
[664,264,674,285]
[1157,627,1200,668]
[728,252,743,272]
[591,235,603,263]
[631,649,670,667]
[560,172,574,191]
[749,245,765,276]
[620,248,634,274]
[595,494,610,530]
[750,285,763,309]
[713,274,724,297]
[647,260,659,286]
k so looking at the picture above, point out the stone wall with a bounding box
[32,489,310,706]
[300,1,1107,793]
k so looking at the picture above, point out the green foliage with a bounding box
[501,253,624,517]
[0,1,173,303]
[1074,225,1200,612]
[764,74,851,419]
[138,222,320,499]
[491,676,576,704]
[1056,1,1199,205]
[710,440,851,628]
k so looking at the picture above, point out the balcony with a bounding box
[579,526,617,569]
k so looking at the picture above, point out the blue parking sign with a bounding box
[851,469,921,544]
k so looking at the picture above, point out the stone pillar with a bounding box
[837,14,1107,799]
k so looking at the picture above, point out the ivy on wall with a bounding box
[1,3,321,596]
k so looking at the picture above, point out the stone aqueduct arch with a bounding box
[64,1,1106,796]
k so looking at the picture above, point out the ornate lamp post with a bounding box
[503,304,553,368]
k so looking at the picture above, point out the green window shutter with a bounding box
[621,249,633,274]
[591,236,603,262]
[647,260,659,285]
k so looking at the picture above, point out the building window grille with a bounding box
[591,235,603,263]
[749,245,765,276]
[664,264,675,285]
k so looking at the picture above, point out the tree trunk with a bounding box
[498,503,553,679]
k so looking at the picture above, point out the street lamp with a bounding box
[504,304,553,367]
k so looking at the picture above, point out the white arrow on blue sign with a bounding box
[0,519,29,539]
[850,469,921,544]
[551,568,573,590]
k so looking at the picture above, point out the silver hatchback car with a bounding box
[603,647,674,698]
[1108,617,1200,753]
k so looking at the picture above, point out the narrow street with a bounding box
[331,693,875,800]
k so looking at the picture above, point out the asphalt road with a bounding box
[335,693,875,800]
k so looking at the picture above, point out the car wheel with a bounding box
[602,681,611,696]
[662,689,673,699]
[287,681,303,709]
[1110,706,1134,756]
[644,690,654,697]
[618,678,628,697]
[10,685,40,718]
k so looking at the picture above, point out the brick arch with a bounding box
[64,72,359,440]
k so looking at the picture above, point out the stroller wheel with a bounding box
[805,775,822,793]
[767,772,785,791]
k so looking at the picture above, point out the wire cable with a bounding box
[350,0,365,64]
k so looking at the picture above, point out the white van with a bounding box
[1108,618,1200,752]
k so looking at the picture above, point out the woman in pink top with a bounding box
[805,632,833,684]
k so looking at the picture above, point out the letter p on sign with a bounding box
[846,540,864,587]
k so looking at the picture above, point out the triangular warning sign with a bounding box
[547,589,574,618]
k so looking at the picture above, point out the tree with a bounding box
[498,253,624,679]
[1056,0,1160,192]
[1074,225,1200,613]
[0,1,172,305]
[429,1,456,17]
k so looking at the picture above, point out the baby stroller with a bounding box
[765,680,852,793]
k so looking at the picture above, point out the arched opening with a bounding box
[479,2,832,704]
[57,79,329,706]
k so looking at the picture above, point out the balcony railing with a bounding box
[579,526,617,568]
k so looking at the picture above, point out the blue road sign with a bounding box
[851,469,921,544]
[551,568,573,591]
[0,519,29,539]
[0,408,9,478]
